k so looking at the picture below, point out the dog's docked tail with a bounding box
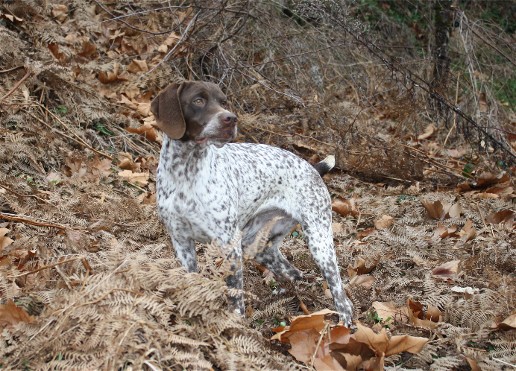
[313,155,335,176]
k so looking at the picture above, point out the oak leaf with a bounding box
[332,198,359,217]
[118,170,149,187]
[126,122,160,143]
[0,300,33,329]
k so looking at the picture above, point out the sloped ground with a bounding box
[0,1,514,370]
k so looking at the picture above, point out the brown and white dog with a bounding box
[151,81,353,326]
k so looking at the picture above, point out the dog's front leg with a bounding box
[172,236,198,272]
[221,237,245,315]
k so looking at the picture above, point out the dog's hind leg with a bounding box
[302,213,354,327]
[242,209,303,281]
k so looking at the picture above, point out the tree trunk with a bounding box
[432,0,454,93]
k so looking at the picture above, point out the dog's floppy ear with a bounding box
[151,83,186,140]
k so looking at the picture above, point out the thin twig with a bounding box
[467,23,516,67]
[0,65,25,74]
[0,183,53,205]
[147,10,201,74]
[0,212,81,230]
[491,357,515,368]
[310,322,330,369]
[0,69,31,103]
[402,144,467,180]
[27,110,113,160]
[9,257,81,278]
[93,0,173,35]
[444,72,461,147]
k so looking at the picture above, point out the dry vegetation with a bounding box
[0,0,514,370]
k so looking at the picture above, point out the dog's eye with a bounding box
[221,100,228,107]
[193,98,205,106]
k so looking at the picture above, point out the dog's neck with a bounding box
[160,136,216,180]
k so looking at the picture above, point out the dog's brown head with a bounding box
[151,81,237,145]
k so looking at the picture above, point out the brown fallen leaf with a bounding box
[407,299,441,329]
[286,328,321,365]
[48,43,67,62]
[483,185,514,198]
[421,199,444,219]
[136,191,156,205]
[272,309,347,368]
[371,301,407,324]
[349,274,375,289]
[0,300,33,329]
[334,322,428,369]
[127,59,148,73]
[356,227,375,240]
[432,260,460,280]
[433,223,459,239]
[98,62,121,84]
[127,122,160,143]
[447,202,462,218]
[385,334,428,356]
[374,215,394,229]
[487,209,514,229]
[332,197,359,217]
[466,357,482,371]
[117,152,139,171]
[348,257,377,277]
[91,158,112,178]
[476,172,510,188]
[118,170,149,187]
[77,41,97,58]
[0,228,14,251]
[459,219,477,242]
[421,199,461,220]
[158,32,181,52]
[272,309,338,342]
[273,313,428,371]
[417,124,436,140]
[51,4,68,23]
[497,313,516,330]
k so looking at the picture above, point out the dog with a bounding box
[151,81,353,326]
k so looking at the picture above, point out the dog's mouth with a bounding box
[195,127,237,145]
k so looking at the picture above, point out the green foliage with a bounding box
[474,1,516,33]
[462,163,475,178]
[494,76,515,109]
[93,120,114,136]
[54,105,68,116]
[367,309,392,328]
[396,194,417,204]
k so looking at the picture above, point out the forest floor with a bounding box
[0,2,514,370]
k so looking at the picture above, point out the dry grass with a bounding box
[0,1,514,369]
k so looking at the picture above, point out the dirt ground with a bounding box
[0,1,514,370]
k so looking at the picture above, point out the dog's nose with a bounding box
[222,112,237,125]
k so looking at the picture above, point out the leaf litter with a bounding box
[0,1,514,370]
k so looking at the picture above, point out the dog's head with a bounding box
[151,81,237,146]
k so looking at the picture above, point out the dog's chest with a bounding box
[157,160,238,241]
